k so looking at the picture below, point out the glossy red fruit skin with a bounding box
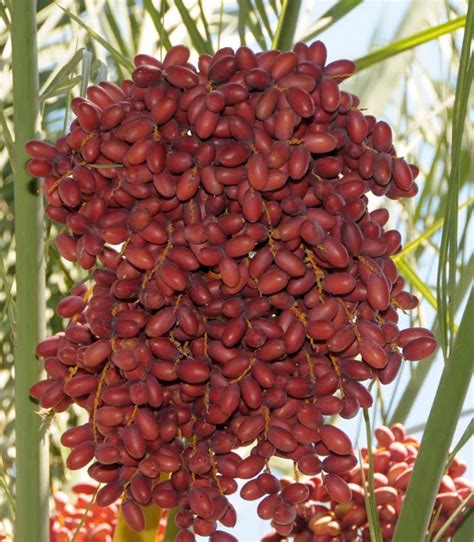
[320,425,352,455]
[122,499,146,531]
[402,337,437,361]
[319,77,341,112]
[303,132,337,153]
[66,441,95,470]
[347,110,368,144]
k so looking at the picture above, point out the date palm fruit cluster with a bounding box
[262,423,473,541]
[51,483,118,542]
[0,483,117,542]
[27,39,437,540]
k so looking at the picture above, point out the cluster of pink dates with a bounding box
[27,39,437,541]
[262,424,473,541]
[0,483,117,542]
[50,483,119,542]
